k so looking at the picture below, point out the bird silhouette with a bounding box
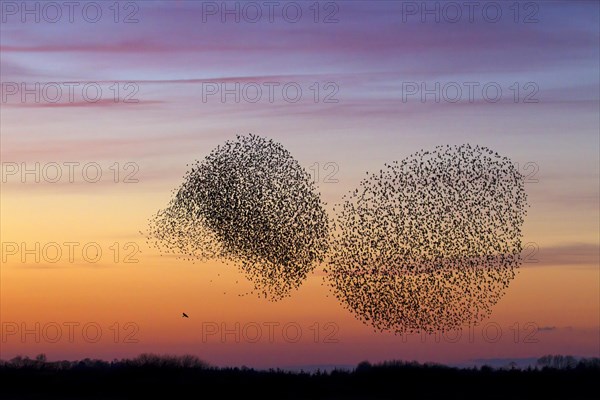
[182,312,189,318]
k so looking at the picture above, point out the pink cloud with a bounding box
[2,98,165,108]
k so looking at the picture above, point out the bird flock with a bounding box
[146,134,330,301]
[325,144,528,334]
[147,136,528,334]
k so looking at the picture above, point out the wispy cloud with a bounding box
[538,326,557,332]
[530,243,599,268]
[2,99,165,108]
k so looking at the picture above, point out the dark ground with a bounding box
[1,355,598,399]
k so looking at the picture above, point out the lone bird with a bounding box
[182,312,189,318]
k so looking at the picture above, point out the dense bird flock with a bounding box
[325,144,528,334]
[146,134,330,301]
[147,136,527,333]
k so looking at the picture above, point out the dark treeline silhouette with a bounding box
[1,354,598,399]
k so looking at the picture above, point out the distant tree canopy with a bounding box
[1,353,210,370]
[1,354,598,400]
[2,353,598,372]
[537,354,597,369]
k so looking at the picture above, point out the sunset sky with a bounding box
[1,0,598,368]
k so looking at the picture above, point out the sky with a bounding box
[0,0,599,368]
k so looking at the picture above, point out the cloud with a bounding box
[527,243,599,268]
[537,326,557,332]
[1,99,165,108]
[458,357,540,369]
[2,1,598,80]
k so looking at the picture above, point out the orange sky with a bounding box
[1,180,598,367]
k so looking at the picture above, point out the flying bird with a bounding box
[182,312,189,318]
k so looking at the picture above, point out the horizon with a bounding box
[3,352,598,372]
